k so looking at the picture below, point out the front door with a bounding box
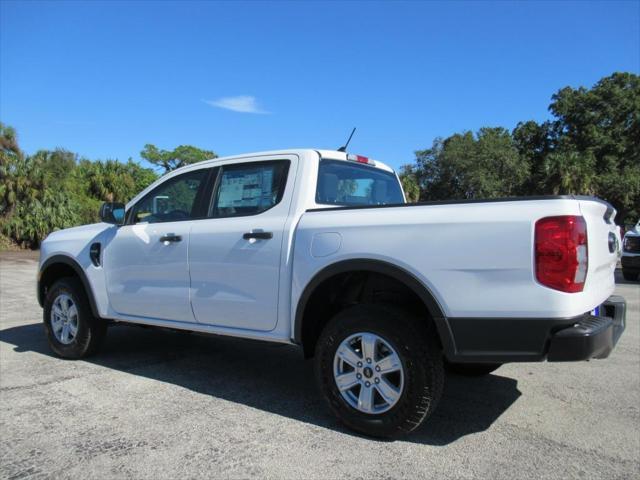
[104,168,211,322]
[189,157,295,331]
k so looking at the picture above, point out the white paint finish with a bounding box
[291,198,616,322]
[39,222,114,317]
[39,148,621,346]
[189,154,299,331]
[314,150,395,173]
[311,232,342,258]
[577,199,620,300]
[103,221,195,322]
[188,214,287,331]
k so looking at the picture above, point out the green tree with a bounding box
[1,190,80,248]
[1,123,160,248]
[398,165,420,202]
[512,120,558,194]
[406,72,639,224]
[0,122,20,156]
[31,149,78,185]
[0,127,47,218]
[548,72,640,222]
[539,148,597,195]
[140,144,217,172]
[414,128,529,200]
[78,159,157,203]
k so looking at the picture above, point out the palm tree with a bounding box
[0,122,20,156]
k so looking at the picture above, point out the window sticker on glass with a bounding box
[212,162,288,217]
[218,170,270,208]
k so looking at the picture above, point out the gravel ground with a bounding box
[1,251,639,480]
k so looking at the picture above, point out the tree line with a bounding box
[0,130,216,248]
[1,72,638,249]
[399,72,640,225]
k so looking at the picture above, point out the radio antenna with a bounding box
[337,127,356,152]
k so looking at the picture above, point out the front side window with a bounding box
[210,161,290,218]
[316,160,404,206]
[131,169,208,224]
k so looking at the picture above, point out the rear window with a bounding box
[316,160,404,206]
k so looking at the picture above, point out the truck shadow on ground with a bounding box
[0,322,521,445]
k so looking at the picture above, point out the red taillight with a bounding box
[535,215,588,293]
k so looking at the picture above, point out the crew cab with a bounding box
[37,149,627,438]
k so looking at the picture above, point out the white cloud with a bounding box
[204,95,269,114]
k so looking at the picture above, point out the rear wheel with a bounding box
[315,304,444,438]
[43,278,107,359]
[622,270,639,281]
[445,361,502,377]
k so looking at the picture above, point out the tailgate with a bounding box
[579,199,619,298]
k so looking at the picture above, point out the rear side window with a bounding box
[210,161,290,218]
[316,160,404,206]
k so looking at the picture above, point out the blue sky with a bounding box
[1,1,639,170]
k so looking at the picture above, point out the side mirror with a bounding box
[99,202,126,225]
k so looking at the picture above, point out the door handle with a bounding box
[159,233,182,243]
[243,231,273,240]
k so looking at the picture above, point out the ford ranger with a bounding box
[37,149,627,438]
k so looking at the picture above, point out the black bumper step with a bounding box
[547,295,626,362]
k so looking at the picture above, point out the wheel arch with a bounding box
[294,259,455,357]
[38,255,100,318]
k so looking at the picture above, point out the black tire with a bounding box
[622,270,639,282]
[314,304,444,439]
[43,277,107,359]
[445,361,502,377]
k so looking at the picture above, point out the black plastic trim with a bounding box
[446,316,578,363]
[293,259,454,355]
[447,295,626,363]
[547,315,613,361]
[243,231,273,240]
[89,242,101,266]
[307,195,613,213]
[38,255,101,318]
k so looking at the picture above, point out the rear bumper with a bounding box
[547,295,626,361]
[445,295,626,363]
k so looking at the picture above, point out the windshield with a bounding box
[316,160,404,206]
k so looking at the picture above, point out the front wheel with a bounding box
[43,278,107,359]
[314,304,444,438]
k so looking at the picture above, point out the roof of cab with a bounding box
[178,148,395,174]
[128,149,396,209]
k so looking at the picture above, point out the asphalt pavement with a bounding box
[1,251,638,479]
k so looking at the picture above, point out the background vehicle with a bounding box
[621,220,640,281]
[37,149,626,438]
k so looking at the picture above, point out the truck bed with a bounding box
[294,195,619,320]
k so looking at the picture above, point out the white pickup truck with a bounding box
[38,149,627,438]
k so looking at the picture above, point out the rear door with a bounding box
[189,156,297,331]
